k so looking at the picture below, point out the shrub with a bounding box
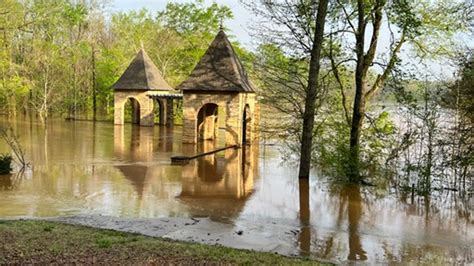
[0,154,12,174]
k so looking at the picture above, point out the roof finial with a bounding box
[219,17,224,31]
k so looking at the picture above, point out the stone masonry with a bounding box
[182,92,257,145]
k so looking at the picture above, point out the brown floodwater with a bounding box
[0,117,472,263]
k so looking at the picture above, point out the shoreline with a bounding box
[0,219,326,265]
[1,215,336,264]
[50,215,318,259]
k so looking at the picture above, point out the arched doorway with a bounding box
[124,97,141,124]
[197,103,218,141]
[242,104,251,144]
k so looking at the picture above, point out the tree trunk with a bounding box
[348,0,368,182]
[349,79,366,182]
[298,0,329,179]
[92,46,97,121]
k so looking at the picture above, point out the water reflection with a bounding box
[179,143,258,220]
[0,118,472,263]
[298,182,367,260]
[341,185,367,261]
[0,174,14,190]
[111,125,259,220]
[0,170,26,191]
[114,126,155,161]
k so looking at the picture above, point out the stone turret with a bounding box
[113,48,172,126]
[178,30,258,145]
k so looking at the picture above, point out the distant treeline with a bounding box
[0,0,251,120]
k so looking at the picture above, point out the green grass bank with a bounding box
[0,220,325,265]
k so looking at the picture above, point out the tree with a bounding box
[0,0,30,117]
[243,0,330,179]
[328,0,473,182]
[441,52,473,192]
[157,0,234,83]
[299,0,330,179]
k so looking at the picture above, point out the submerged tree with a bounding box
[328,0,473,182]
[243,0,330,179]
[441,52,473,192]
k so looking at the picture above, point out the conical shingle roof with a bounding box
[112,49,172,91]
[177,30,255,93]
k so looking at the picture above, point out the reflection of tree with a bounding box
[0,174,14,190]
[340,185,367,261]
[0,169,25,191]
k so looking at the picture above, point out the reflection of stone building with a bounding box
[112,124,260,219]
[113,126,157,199]
[113,126,155,162]
[179,145,259,219]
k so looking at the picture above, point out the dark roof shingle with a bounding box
[112,49,172,91]
[177,30,255,93]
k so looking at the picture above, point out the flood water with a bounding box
[0,117,472,264]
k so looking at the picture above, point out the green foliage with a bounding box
[0,154,12,174]
[443,52,474,122]
[63,3,87,26]
[387,0,422,37]
[401,0,472,58]
[363,111,398,173]
[314,119,351,179]
[158,0,233,35]
[0,0,240,119]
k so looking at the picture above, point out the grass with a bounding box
[0,220,325,265]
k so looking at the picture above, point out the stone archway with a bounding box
[197,103,219,141]
[112,48,175,127]
[125,97,141,124]
[114,91,154,126]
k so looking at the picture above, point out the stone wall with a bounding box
[182,92,258,145]
[114,91,154,126]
